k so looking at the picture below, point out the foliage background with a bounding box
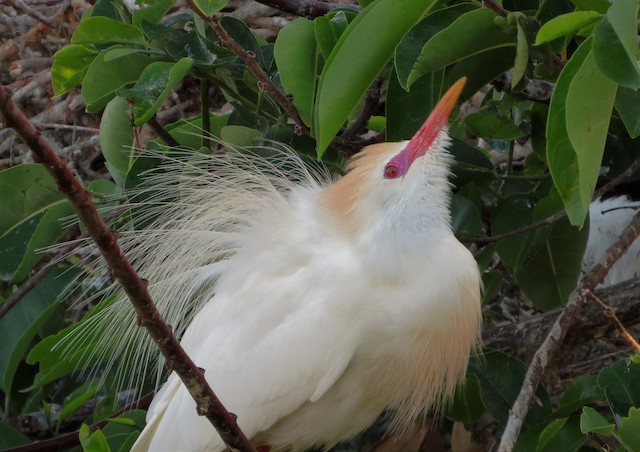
[0,0,640,450]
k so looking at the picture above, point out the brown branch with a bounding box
[482,0,508,17]
[188,2,308,133]
[497,210,640,451]
[148,116,180,147]
[584,290,640,351]
[5,0,55,28]
[254,0,361,18]
[0,84,255,452]
[340,77,383,141]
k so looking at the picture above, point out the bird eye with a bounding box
[384,163,400,179]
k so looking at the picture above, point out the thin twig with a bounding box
[473,153,640,244]
[5,0,55,28]
[148,116,181,147]
[0,84,256,452]
[188,3,308,133]
[254,0,361,18]
[0,227,80,321]
[341,77,383,141]
[497,210,640,451]
[584,290,640,351]
[482,0,508,17]
[6,392,155,452]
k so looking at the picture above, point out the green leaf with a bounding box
[71,17,147,46]
[0,164,64,235]
[597,359,640,416]
[131,0,174,26]
[444,375,485,424]
[118,58,194,126]
[100,96,135,186]
[465,111,526,141]
[580,406,615,435]
[51,45,98,95]
[394,3,477,90]
[592,0,640,89]
[493,199,539,270]
[10,201,75,284]
[0,268,79,393]
[516,416,586,452]
[537,417,569,451]
[547,38,599,226]
[82,47,153,113]
[314,11,350,61]
[514,198,589,310]
[59,380,104,425]
[571,0,611,13]
[191,0,229,16]
[564,46,617,221]
[408,8,515,86]
[618,407,640,450]
[470,350,551,427]
[274,18,318,127]
[80,424,111,452]
[220,125,262,147]
[535,11,601,45]
[512,21,529,88]
[615,87,640,138]
[451,194,485,238]
[315,0,439,156]
[0,422,31,449]
[386,69,444,141]
[557,374,604,416]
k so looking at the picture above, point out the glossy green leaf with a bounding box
[394,3,477,90]
[547,39,590,225]
[0,423,30,449]
[314,11,350,61]
[444,375,485,424]
[11,201,75,284]
[592,0,640,88]
[274,18,318,126]
[80,423,111,452]
[534,11,601,45]
[557,374,604,416]
[615,87,640,138]
[597,359,640,416]
[0,268,79,393]
[220,125,262,147]
[386,69,444,141]
[580,406,615,435]
[131,0,174,26]
[537,417,569,450]
[571,0,611,13]
[408,8,515,85]
[315,0,439,156]
[470,350,551,427]
[512,21,528,88]
[59,380,103,425]
[100,96,135,186]
[465,111,526,140]
[451,194,485,237]
[117,58,194,126]
[618,407,640,450]
[493,199,539,270]
[0,164,63,235]
[165,113,231,150]
[51,45,98,95]
[82,47,152,113]
[524,416,587,452]
[514,198,588,310]
[101,410,146,450]
[191,0,229,16]
[565,47,617,219]
[71,16,147,46]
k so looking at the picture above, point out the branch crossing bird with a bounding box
[66,78,482,451]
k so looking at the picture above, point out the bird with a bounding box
[584,196,640,287]
[68,77,482,451]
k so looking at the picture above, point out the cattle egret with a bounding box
[72,78,482,451]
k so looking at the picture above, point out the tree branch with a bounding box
[497,210,640,451]
[254,0,361,18]
[0,84,256,452]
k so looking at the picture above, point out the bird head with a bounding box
[323,77,466,239]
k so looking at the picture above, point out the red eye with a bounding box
[384,163,400,179]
